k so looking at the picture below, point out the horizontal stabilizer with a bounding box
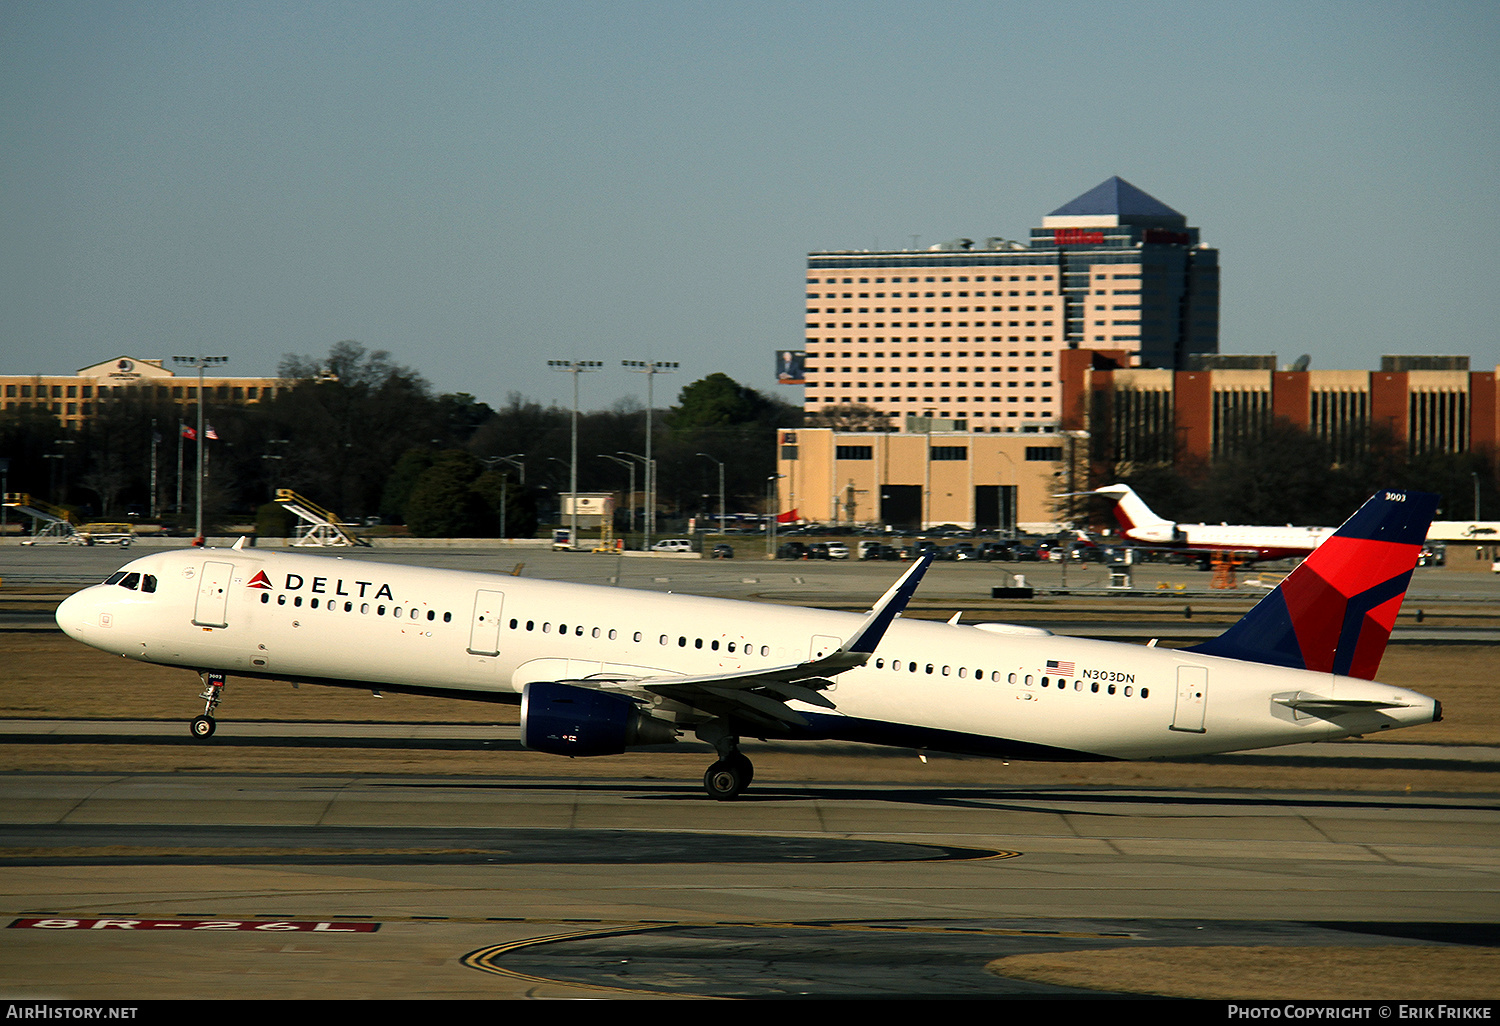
[1273,695,1412,713]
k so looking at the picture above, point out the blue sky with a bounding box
[2,0,1496,411]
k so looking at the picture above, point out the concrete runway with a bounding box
[0,770,1496,999]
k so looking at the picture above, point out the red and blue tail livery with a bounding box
[1188,490,1439,680]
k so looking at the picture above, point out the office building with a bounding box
[799,176,1218,433]
[1063,351,1500,466]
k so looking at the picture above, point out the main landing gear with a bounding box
[701,727,754,800]
[703,751,753,800]
[190,671,226,740]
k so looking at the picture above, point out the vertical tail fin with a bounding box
[1187,490,1438,680]
[1092,484,1173,534]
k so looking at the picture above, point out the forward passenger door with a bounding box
[467,590,505,656]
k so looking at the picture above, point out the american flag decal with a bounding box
[1046,659,1075,675]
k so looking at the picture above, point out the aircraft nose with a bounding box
[55,588,106,642]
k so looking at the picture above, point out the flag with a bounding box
[205,424,218,440]
[1046,659,1075,676]
[776,508,799,524]
[181,426,197,440]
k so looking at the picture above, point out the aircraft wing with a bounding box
[581,553,935,730]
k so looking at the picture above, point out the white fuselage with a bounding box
[1126,520,1337,559]
[55,547,1439,760]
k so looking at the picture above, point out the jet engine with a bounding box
[520,681,678,757]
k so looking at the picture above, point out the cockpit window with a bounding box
[104,571,156,592]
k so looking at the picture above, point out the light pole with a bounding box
[616,451,653,545]
[547,360,600,548]
[766,473,783,557]
[921,410,934,531]
[599,455,636,537]
[43,453,64,504]
[622,360,677,551]
[484,454,525,539]
[173,354,227,543]
[696,453,725,537]
[1060,429,1091,590]
[996,449,1016,537]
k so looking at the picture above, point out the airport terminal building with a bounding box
[798,177,1219,434]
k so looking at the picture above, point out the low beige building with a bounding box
[775,426,1076,533]
[0,357,282,430]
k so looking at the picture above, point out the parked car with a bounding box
[711,543,734,559]
[825,542,850,560]
[650,538,694,553]
[977,542,1012,561]
[776,541,808,560]
[806,543,832,560]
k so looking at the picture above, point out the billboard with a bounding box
[775,350,805,385]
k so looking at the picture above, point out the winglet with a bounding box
[842,552,935,656]
[1187,489,1438,680]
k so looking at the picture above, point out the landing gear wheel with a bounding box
[189,715,216,739]
[703,756,752,801]
[726,751,753,787]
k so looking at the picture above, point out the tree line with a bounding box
[1095,419,1496,529]
[0,343,801,537]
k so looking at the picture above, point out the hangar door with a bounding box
[880,485,921,532]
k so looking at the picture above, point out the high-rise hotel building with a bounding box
[799,177,1219,432]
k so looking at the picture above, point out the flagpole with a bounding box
[176,420,184,522]
[173,355,226,545]
[149,419,158,520]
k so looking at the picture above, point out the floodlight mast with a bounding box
[546,360,601,548]
[622,360,677,550]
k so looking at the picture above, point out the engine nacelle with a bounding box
[520,681,678,757]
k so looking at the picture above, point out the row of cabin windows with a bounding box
[259,592,451,621]
[1015,672,1147,698]
[870,656,1149,698]
[246,589,1149,698]
[507,618,773,657]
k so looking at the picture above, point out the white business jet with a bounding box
[55,490,1442,799]
[1092,483,1338,562]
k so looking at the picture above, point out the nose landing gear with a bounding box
[190,671,226,740]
